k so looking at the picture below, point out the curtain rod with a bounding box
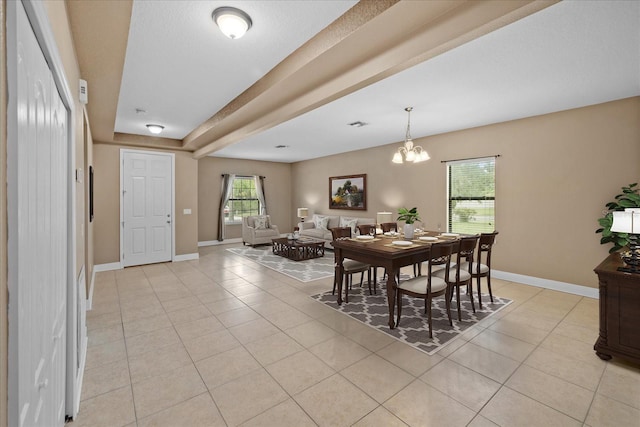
[221,174,266,179]
[440,154,501,163]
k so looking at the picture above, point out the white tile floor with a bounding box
[70,244,640,427]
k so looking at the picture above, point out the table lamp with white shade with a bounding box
[297,207,309,222]
[376,211,393,234]
[610,208,640,273]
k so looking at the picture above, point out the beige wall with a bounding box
[175,153,199,255]
[292,97,640,288]
[93,144,199,264]
[198,157,292,241]
[93,144,120,264]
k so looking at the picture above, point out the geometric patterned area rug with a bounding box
[227,246,335,282]
[312,279,512,355]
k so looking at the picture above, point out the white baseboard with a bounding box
[174,253,199,262]
[198,238,243,247]
[93,262,123,272]
[492,270,598,299]
[87,267,96,311]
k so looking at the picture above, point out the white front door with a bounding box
[121,150,173,267]
[8,2,68,425]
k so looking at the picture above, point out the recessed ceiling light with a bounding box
[146,124,164,134]
[212,7,252,39]
[348,121,368,128]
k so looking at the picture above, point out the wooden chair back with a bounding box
[477,231,498,268]
[457,235,480,271]
[357,224,376,236]
[380,222,398,232]
[427,242,454,278]
[330,226,352,241]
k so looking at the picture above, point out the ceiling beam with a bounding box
[190,0,558,158]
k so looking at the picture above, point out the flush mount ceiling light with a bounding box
[392,107,430,164]
[146,124,164,135]
[212,7,252,39]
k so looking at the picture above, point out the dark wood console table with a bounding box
[593,253,640,365]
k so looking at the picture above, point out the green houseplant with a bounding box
[397,207,421,239]
[596,183,640,253]
[397,207,421,224]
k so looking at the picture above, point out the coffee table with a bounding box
[272,237,325,261]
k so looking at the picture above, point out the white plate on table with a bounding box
[418,236,438,242]
[356,235,374,240]
[392,240,412,246]
[384,232,399,236]
[440,233,459,237]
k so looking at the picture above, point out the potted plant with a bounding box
[397,207,421,239]
[596,183,640,253]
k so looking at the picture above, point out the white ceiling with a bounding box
[115,1,640,163]
[115,0,358,139]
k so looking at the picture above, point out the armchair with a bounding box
[242,215,280,246]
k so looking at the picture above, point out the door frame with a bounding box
[6,0,81,423]
[119,149,176,268]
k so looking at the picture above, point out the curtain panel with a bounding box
[255,175,267,216]
[217,173,235,241]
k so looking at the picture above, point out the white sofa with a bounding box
[242,215,280,246]
[297,214,375,248]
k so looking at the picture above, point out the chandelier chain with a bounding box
[405,107,413,142]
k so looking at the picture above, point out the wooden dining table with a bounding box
[332,231,459,329]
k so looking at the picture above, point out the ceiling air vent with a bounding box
[348,121,367,128]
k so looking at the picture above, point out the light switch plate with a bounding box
[183,209,192,215]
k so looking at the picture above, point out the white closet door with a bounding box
[13,2,68,426]
[122,151,173,267]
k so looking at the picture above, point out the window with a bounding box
[447,157,495,234]
[225,176,261,223]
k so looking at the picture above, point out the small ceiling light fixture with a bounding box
[392,107,430,164]
[146,124,164,135]
[212,7,252,39]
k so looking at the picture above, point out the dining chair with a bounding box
[356,224,377,236]
[396,241,454,338]
[380,222,398,233]
[461,231,498,308]
[371,223,405,282]
[355,224,380,294]
[434,235,479,321]
[330,227,373,302]
[379,222,422,277]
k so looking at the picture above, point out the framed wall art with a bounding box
[329,174,366,210]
